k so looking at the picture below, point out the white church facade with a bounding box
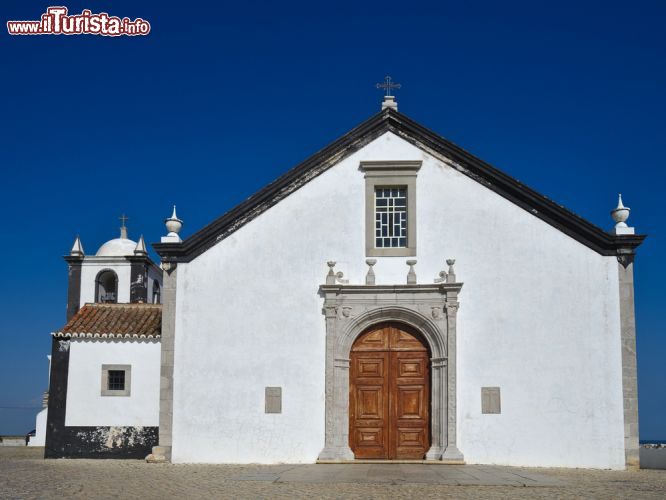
[44,98,644,469]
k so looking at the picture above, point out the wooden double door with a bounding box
[349,323,430,459]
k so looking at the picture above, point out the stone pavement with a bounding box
[2,447,666,499]
[228,463,562,486]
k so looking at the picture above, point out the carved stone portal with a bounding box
[318,280,464,462]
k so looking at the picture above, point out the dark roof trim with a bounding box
[153,109,645,262]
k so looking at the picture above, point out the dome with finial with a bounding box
[96,214,138,257]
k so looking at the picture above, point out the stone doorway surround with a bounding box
[318,260,464,462]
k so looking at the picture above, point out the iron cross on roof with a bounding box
[119,214,129,228]
[376,75,401,97]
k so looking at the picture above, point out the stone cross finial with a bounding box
[119,214,129,239]
[406,259,417,284]
[377,76,400,111]
[376,75,401,96]
[365,259,377,285]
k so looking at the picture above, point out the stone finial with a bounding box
[70,235,84,257]
[611,194,635,235]
[134,235,148,256]
[365,259,377,285]
[326,262,349,284]
[162,205,183,243]
[406,259,417,284]
[446,259,456,283]
[434,259,456,283]
[326,261,337,285]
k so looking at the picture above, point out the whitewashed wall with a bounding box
[80,259,132,305]
[171,132,624,468]
[65,340,160,426]
[29,355,50,446]
[28,408,47,446]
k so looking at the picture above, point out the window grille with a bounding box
[375,187,407,248]
[107,370,125,391]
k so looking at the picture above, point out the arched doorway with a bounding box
[349,322,430,459]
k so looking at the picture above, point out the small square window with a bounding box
[101,364,131,397]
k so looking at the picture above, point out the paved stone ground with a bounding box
[2,447,665,499]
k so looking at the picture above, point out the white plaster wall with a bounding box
[80,260,132,305]
[29,355,50,446]
[65,340,160,426]
[172,132,624,467]
[28,408,47,446]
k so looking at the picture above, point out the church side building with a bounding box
[43,224,163,458]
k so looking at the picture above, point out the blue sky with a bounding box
[1,1,664,438]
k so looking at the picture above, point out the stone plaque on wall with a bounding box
[265,387,282,414]
[481,387,501,414]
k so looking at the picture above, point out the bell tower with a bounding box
[63,216,164,320]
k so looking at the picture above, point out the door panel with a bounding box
[391,328,428,351]
[396,386,424,418]
[353,328,391,351]
[391,351,429,459]
[350,324,430,460]
[349,352,389,458]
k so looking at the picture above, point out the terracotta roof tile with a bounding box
[53,303,161,339]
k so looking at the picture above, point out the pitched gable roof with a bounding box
[153,108,645,262]
[53,303,161,339]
